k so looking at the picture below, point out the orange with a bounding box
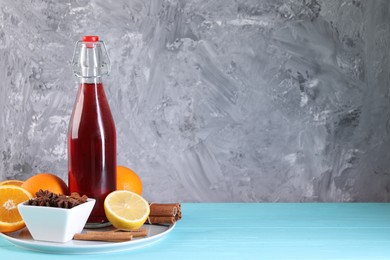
[116,166,143,195]
[21,173,68,197]
[0,185,32,233]
[0,180,24,186]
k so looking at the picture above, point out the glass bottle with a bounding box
[68,36,116,227]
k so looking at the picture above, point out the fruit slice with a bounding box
[0,180,24,186]
[21,173,68,197]
[0,185,32,233]
[104,190,150,230]
[116,166,143,195]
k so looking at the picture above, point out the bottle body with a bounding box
[68,36,115,226]
[68,79,116,225]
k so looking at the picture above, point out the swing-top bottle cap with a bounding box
[82,36,99,43]
[82,36,99,48]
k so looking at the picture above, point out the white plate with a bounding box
[0,223,175,254]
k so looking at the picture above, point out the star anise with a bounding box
[28,198,51,207]
[35,189,58,200]
[56,195,80,208]
[70,192,88,203]
[27,190,88,209]
[28,190,58,207]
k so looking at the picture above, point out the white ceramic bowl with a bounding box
[18,198,95,243]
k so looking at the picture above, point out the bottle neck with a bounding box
[80,77,102,84]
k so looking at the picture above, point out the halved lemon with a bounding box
[0,185,32,233]
[104,190,150,230]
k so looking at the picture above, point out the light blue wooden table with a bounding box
[1,203,390,259]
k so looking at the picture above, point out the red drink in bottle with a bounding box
[68,36,116,227]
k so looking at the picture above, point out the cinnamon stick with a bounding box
[87,228,148,238]
[147,216,176,224]
[149,204,177,217]
[149,203,181,217]
[114,228,148,237]
[146,203,182,224]
[73,232,133,242]
[175,211,182,221]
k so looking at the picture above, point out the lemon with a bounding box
[104,190,150,230]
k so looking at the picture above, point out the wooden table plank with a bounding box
[1,203,390,259]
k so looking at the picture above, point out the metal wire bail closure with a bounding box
[71,40,111,78]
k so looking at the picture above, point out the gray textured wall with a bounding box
[1,0,389,202]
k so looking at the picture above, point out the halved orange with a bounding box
[0,185,32,233]
[0,180,24,186]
